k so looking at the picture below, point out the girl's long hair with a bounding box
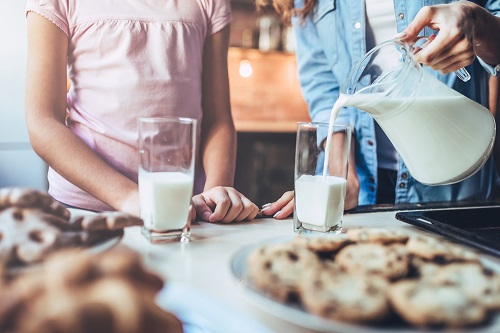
[255,0,317,23]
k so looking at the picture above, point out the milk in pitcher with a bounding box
[327,39,496,185]
[344,91,495,184]
[325,85,495,185]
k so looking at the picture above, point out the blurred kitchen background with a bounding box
[1,0,48,191]
[0,0,310,205]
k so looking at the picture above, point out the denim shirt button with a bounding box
[367,140,374,146]
[399,182,406,188]
[369,177,375,183]
[398,13,405,20]
[369,186,375,192]
[354,22,362,29]
[401,172,408,179]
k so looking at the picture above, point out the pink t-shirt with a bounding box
[26,0,232,211]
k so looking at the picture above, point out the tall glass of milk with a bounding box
[294,122,352,234]
[338,39,495,185]
[138,117,196,243]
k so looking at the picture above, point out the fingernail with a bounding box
[394,32,406,38]
[261,206,272,212]
[262,203,271,208]
[273,210,282,218]
[202,211,211,221]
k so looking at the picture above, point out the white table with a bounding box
[116,210,500,333]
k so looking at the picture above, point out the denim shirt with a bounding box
[292,0,500,205]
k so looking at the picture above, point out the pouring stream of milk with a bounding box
[322,94,349,177]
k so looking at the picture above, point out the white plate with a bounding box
[156,282,276,333]
[230,237,500,333]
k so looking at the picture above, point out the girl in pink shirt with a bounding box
[25,0,259,222]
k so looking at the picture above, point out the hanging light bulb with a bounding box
[239,59,253,78]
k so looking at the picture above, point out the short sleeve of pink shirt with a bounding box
[26,0,70,36]
[204,0,232,36]
[25,0,232,211]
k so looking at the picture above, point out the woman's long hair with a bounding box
[255,0,317,23]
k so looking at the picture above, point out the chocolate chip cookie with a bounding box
[336,243,410,280]
[247,242,322,302]
[300,265,390,322]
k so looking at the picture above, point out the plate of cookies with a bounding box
[0,187,143,275]
[230,228,500,333]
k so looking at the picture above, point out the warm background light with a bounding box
[238,60,253,78]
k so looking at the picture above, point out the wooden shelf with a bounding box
[228,47,310,133]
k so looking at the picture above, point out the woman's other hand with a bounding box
[260,191,294,220]
[261,167,359,220]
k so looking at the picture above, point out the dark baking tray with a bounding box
[395,206,500,257]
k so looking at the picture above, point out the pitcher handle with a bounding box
[454,67,471,82]
[409,36,471,82]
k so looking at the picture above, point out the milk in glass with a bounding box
[139,168,193,231]
[295,175,346,228]
[294,96,349,231]
[294,119,351,233]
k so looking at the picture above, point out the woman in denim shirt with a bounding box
[258,0,500,218]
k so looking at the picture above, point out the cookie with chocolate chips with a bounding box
[406,235,479,263]
[0,188,70,220]
[389,279,487,328]
[247,243,322,302]
[292,234,351,255]
[347,227,410,244]
[300,264,390,323]
[336,243,410,280]
[0,207,64,264]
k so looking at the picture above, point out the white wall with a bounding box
[0,1,48,190]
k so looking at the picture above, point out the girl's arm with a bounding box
[192,25,259,223]
[199,25,236,191]
[25,13,139,215]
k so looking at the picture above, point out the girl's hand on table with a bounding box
[261,191,294,220]
[192,187,259,223]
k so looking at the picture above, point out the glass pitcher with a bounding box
[339,39,496,185]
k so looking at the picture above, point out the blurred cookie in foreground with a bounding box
[0,187,143,266]
[0,246,183,333]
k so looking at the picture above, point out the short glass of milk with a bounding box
[138,117,196,243]
[294,122,351,234]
